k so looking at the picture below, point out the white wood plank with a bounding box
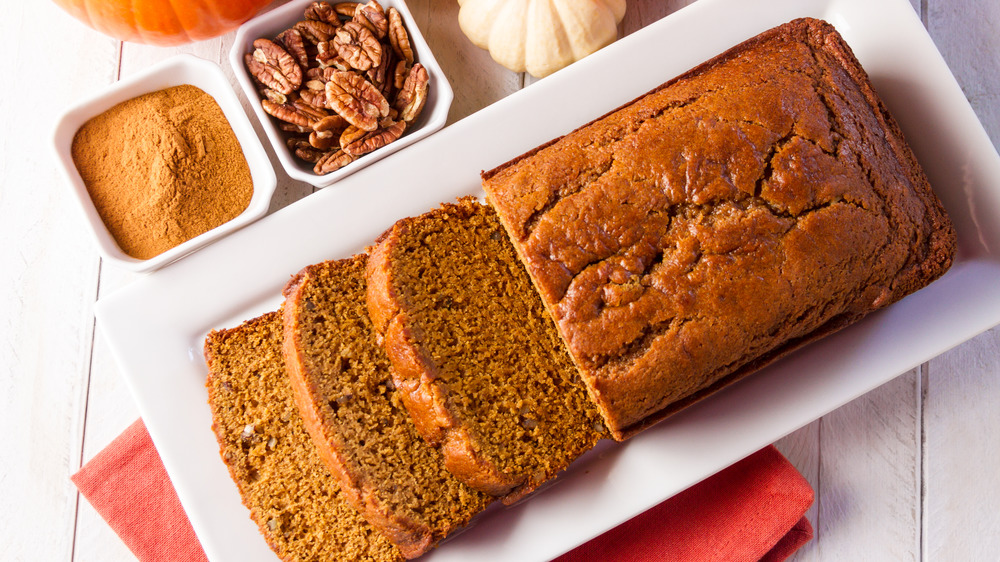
[0,3,120,562]
[927,0,1000,149]
[780,371,923,561]
[921,0,1000,559]
[73,272,143,562]
[619,0,694,32]
[924,326,1000,559]
[773,421,820,559]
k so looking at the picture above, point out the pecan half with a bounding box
[287,136,311,150]
[342,119,406,156]
[300,87,328,108]
[295,19,338,45]
[275,28,310,70]
[310,115,350,149]
[314,149,356,174]
[316,42,351,69]
[262,99,318,128]
[293,98,330,119]
[309,130,339,150]
[279,122,313,134]
[332,20,382,71]
[297,147,326,163]
[304,2,341,25]
[306,66,338,82]
[393,59,410,91]
[304,78,326,91]
[367,47,394,98]
[340,124,367,147]
[287,137,325,162]
[315,114,350,133]
[325,70,389,131]
[394,63,428,123]
[245,39,302,95]
[332,2,360,16]
[354,1,388,39]
[387,7,414,64]
[260,88,288,105]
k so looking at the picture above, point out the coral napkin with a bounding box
[72,419,813,562]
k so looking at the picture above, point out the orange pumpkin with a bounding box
[53,0,273,46]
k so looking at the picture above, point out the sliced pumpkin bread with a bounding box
[366,198,606,502]
[281,256,493,558]
[205,311,403,562]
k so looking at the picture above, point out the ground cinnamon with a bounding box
[71,84,253,260]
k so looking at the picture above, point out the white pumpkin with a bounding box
[458,0,627,78]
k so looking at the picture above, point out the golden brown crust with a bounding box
[364,235,400,337]
[366,219,524,497]
[282,263,433,558]
[482,18,957,440]
[381,312,452,444]
[281,257,492,558]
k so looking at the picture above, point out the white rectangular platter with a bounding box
[95,0,1000,560]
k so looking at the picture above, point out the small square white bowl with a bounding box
[230,0,454,188]
[53,54,277,274]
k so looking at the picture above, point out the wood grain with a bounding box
[781,371,923,561]
[925,327,1000,559]
[779,0,1000,560]
[928,0,1000,147]
[0,2,119,561]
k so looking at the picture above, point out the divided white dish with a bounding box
[96,0,1000,559]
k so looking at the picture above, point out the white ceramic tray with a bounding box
[96,0,1000,559]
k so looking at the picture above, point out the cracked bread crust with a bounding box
[481,18,957,440]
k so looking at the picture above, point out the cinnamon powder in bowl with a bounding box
[53,55,277,273]
[71,84,252,260]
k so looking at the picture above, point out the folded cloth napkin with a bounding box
[72,420,209,562]
[73,419,813,562]
[554,444,814,562]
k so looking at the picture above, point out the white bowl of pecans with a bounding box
[231,0,453,188]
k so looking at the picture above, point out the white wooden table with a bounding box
[2,0,998,560]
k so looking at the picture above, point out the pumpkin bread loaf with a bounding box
[481,18,957,440]
[205,312,403,562]
[366,199,605,501]
[281,256,492,559]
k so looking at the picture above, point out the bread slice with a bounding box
[366,198,605,502]
[481,18,957,439]
[281,256,492,558]
[205,312,403,562]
